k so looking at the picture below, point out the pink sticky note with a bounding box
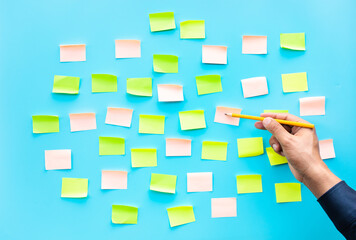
[115,40,141,58]
[202,45,227,64]
[69,113,96,132]
[319,139,336,160]
[166,138,191,156]
[60,44,86,62]
[157,84,184,102]
[300,96,325,116]
[45,149,71,170]
[187,172,213,192]
[214,106,242,126]
[211,197,237,218]
[105,107,133,127]
[101,170,128,189]
[241,76,268,98]
[242,36,267,54]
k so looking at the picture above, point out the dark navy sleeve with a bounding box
[318,181,356,240]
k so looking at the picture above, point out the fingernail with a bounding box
[263,117,271,126]
[272,144,277,152]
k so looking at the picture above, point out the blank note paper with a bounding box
[180,20,205,39]
[150,173,177,194]
[60,44,86,62]
[196,75,222,95]
[69,113,96,132]
[99,137,125,155]
[127,78,152,96]
[167,206,195,227]
[211,198,237,218]
[214,106,242,126]
[282,72,308,93]
[115,40,141,58]
[45,149,71,170]
[179,110,206,130]
[266,147,288,166]
[237,137,264,158]
[157,84,184,102]
[319,139,336,160]
[202,45,227,64]
[92,74,117,93]
[32,115,59,133]
[187,172,212,192]
[139,115,165,134]
[299,96,325,116]
[241,77,268,98]
[280,33,305,50]
[236,174,262,194]
[105,107,133,127]
[112,205,138,224]
[201,141,228,161]
[166,138,191,157]
[61,178,88,198]
[242,36,267,54]
[131,149,157,168]
[275,183,302,203]
[101,170,127,190]
[149,12,176,32]
[153,54,178,73]
[53,75,80,94]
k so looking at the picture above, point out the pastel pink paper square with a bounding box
[202,45,227,64]
[115,40,141,58]
[101,170,128,189]
[211,197,237,218]
[60,44,86,62]
[214,106,242,126]
[166,138,191,156]
[241,76,268,98]
[187,172,213,192]
[319,139,336,160]
[299,96,325,116]
[242,36,267,54]
[105,107,133,127]
[45,149,71,170]
[69,113,96,132]
[157,84,184,102]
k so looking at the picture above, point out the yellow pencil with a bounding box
[225,113,314,129]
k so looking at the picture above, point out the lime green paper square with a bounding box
[275,183,302,203]
[180,20,205,39]
[127,78,152,96]
[266,147,288,166]
[167,206,195,227]
[196,75,222,95]
[139,115,165,134]
[61,178,88,198]
[149,12,176,32]
[153,54,178,73]
[282,72,308,93]
[150,173,177,194]
[32,115,59,133]
[53,75,80,94]
[280,33,305,50]
[131,149,157,167]
[112,205,138,224]
[237,137,264,157]
[99,137,125,155]
[179,110,206,130]
[264,110,289,113]
[201,141,228,161]
[236,174,262,194]
[92,74,117,92]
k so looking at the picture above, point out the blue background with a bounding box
[1,0,355,239]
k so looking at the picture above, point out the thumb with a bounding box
[262,117,291,144]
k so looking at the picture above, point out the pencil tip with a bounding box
[225,113,232,117]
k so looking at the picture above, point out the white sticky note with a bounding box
[187,172,212,192]
[299,96,325,116]
[45,149,71,170]
[202,45,227,64]
[319,139,336,160]
[157,84,184,102]
[241,77,268,98]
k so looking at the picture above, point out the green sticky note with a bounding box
[266,147,288,166]
[201,141,228,161]
[61,178,88,198]
[180,20,205,39]
[131,149,157,167]
[280,33,305,50]
[237,137,264,157]
[167,206,195,227]
[32,115,59,133]
[275,183,302,203]
[150,173,177,194]
[92,74,117,92]
[264,110,289,113]
[53,75,80,94]
[179,110,206,130]
[139,115,165,134]
[282,72,308,93]
[153,54,178,73]
[236,174,263,194]
[127,78,152,96]
[149,12,176,32]
[99,137,125,155]
[196,75,222,95]
[112,205,138,224]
